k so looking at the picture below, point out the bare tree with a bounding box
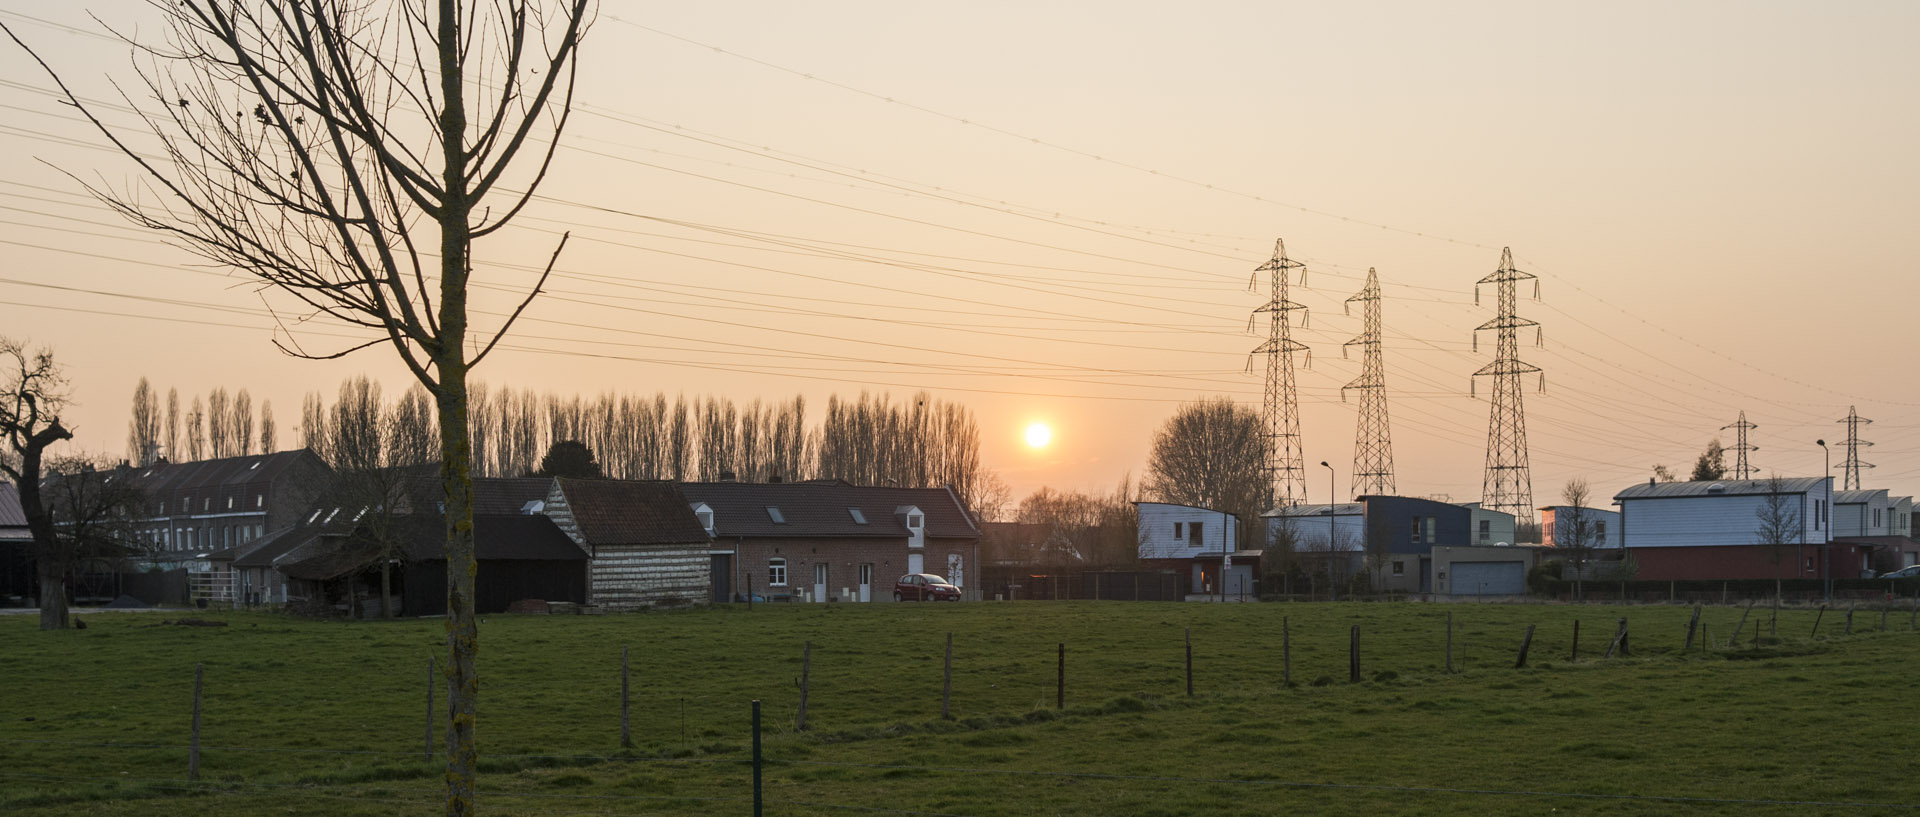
[186,396,206,461]
[38,456,150,620]
[299,391,329,464]
[0,337,75,629]
[1144,397,1268,548]
[164,387,180,462]
[207,387,230,458]
[233,389,255,456]
[330,376,385,471]
[3,2,594,805]
[1556,479,1601,601]
[387,384,437,468]
[1754,474,1803,602]
[127,378,162,466]
[258,400,277,454]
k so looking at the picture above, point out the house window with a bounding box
[227,497,235,510]
[181,497,189,513]
[1478,520,1490,542]
[849,508,868,525]
[1173,522,1183,540]
[1410,516,1422,543]
[766,506,786,524]
[256,494,264,508]
[204,498,212,512]
[1391,560,1405,576]
[1189,521,1203,547]
[1424,517,1436,544]
[1804,555,1814,571]
[768,558,788,587]
[908,514,923,529]
[692,503,714,534]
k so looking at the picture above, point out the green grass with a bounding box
[2,599,1915,815]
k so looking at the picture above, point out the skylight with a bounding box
[766,506,786,524]
[849,508,868,525]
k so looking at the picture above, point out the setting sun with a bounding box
[1024,422,1052,448]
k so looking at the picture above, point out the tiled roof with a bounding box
[680,482,978,540]
[553,479,709,546]
[1614,477,1829,501]
[119,449,329,496]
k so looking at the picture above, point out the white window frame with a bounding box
[768,558,788,587]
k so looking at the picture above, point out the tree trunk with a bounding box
[437,367,478,817]
[381,559,394,619]
[36,560,68,631]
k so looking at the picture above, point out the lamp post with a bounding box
[1816,439,1830,600]
[1321,461,1335,600]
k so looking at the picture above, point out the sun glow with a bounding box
[1024,422,1053,448]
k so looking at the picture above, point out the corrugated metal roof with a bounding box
[1833,489,1888,505]
[0,482,26,527]
[1262,503,1363,518]
[1613,477,1827,501]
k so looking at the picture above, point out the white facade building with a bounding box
[1538,505,1622,550]
[1457,502,1518,546]
[1136,502,1240,560]
[1262,503,1364,552]
[1613,477,1832,549]
[1834,489,1893,538]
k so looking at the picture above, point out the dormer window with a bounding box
[204,498,212,511]
[227,497,235,510]
[849,508,868,525]
[767,506,786,524]
[908,514,923,529]
[692,502,714,534]
[256,494,264,508]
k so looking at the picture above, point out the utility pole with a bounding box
[1838,406,1873,491]
[1250,239,1309,510]
[1472,247,1541,526]
[1723,411,1759,480]
[1343,268,1395,498]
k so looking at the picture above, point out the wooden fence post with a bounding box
[1845,602,1855,635]
[797,641,811,731]
[1729,600,1754,648]
[1570,619,1580,662]
[1515,624,1536,669]
[1879,603,1889,632]
[1281,617,1291,687]
[424,656,434,762]
[751,700,763,817]
[1056,643,1065,710]
[1604,618,1628,658]
[620,645,632,748]
[189,663,203,781]
[941,632,953,719]
[1683,606,1700,652]
[1445,612,1454,673]
[1811,604,1827,638]
[1184,627,1193,697]
[1348,625,1360,683]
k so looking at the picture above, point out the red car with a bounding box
[894,573,961,601]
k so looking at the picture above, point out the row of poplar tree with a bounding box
[129,377,1001,515]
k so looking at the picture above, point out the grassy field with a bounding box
[2,599,1916,816]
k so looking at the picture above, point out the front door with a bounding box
[858,563,873,602]
[813,562,828,603]
[710,554,732,603]
[907,552,924,575]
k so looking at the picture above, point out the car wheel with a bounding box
[893,591,903,602]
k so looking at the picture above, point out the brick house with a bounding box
[121,450,331,558]
[681,481,981,602]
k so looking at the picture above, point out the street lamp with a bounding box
[1816,439,1830,600]
[1321,461,1335,600]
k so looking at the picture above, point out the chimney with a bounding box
[769,474,783,484]
[1648,477,1655,486]
[719,470,737,483]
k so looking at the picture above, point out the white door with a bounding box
[946,553,964,595]
[813,563,828,603]
[907,552,924,575]
[858,564,873,602]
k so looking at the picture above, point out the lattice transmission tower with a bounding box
[1838,406,1874,490]
[1722,411,1759,480]
[1342,268,1394,498]
[1472,247,1541,524]
[1249,239,1309,509]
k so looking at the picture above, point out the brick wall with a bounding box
[726,536,979,602]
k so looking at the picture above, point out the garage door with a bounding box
[1449,561,1525,596]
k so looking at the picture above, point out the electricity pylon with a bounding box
[1722,411,1759,480]
[1343,268,1394,498]
[1838,406,1874,490]
[1250,239,1308,509]
[1472,247,1541,525]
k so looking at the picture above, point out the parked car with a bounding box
[894,573,961,601]
[1877,565,1920,579]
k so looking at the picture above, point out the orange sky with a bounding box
[1,1,1915,510]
